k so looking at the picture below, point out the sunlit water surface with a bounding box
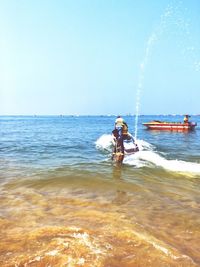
[0,115,200,266]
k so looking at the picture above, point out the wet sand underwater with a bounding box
[1,165,200,267]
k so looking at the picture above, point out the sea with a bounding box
[1,115,200,267]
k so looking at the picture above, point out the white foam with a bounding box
[125,149,200,175]
[72,232,103,255]
[77,258,85,265]
[95,134,113,152]
[96,135,200,175]
[135,139,155,151]
[46,249,59,256]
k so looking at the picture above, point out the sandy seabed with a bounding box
[0,184,199,267]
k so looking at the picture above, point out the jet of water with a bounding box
[134,33,157,140]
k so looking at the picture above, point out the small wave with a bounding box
[125,150,200,175]
[95,134,113,152]
[96,135,200,175]
[4,226,106,267]
[129,229,195,264]
[135,139,155,151]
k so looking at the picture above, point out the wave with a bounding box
[95,134,113,152]
[125,151,200,175]
[96,134,200,175]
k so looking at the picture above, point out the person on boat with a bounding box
[184,115,190,123]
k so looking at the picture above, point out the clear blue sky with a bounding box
[0,0,200,115]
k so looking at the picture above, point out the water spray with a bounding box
[134,2,198,139]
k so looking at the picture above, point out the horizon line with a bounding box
[0,114,199,117]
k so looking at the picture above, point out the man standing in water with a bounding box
[112,116,139,162]
[112,116,128,155]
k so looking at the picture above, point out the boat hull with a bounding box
[143,121,197,131]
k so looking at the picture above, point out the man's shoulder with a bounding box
[115,117,124,122]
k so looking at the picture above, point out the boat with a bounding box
[143,120,197,131]
[112,133,139,164]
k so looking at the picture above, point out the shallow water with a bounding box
[0,115,200,266]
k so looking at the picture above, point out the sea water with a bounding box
[0,115,200,266]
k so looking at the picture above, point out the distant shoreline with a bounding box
[0,114,200,117]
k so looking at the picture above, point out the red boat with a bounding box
[143,120,197,131]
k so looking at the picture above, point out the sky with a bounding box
[0,0,200,115]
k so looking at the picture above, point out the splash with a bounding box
[95,134,113,152]
[134,33,157,140]
[95,134,200,175]
[125,149,200,175]
[134,4,175,139]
